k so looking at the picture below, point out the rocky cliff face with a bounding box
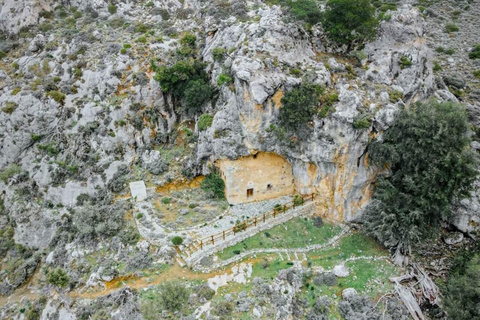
[0,0,479,317]
[0,0,476,250]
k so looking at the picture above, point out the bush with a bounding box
[180,33,196,48]
[198,114,214,131]
[443,253,480,320]
[47,268,69,287]
[73,201,128,239]
[313,272,337,286]
[196,284,215,301]
[287,0,322,26]
[212,47,227,61]
[108,5,117,14]
[161,197,172,204]
[473,70,480,79]
[364,101,479,256]
[469,44,480,59]
[158,281,190,312]
[171,236,183,246]
[217,73,233,86]
[323,0,379,47]
[201,171,225,199]
[0,164,22,183]
[279,83,324,130]
[136,36,147,44]
[213,300,234,317]
[389,90,403,103]
[184,79,212,114]
[352,113,372,129]
[445,23,459,33]
[399,56,412,69]
[313,216,323,227]
[46,90,66,105]
[2,102,17,114]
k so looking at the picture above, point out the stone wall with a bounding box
[217,152,295,204]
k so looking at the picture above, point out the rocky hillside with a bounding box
[0,0,478,319]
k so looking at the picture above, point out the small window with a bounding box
[267,184,273,190]
[247,188,254,198]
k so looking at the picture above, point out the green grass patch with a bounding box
[217,218,343,261]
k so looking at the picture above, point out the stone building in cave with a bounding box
[217,152,295,204]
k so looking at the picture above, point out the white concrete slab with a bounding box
[129,181,147,201]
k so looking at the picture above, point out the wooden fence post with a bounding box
[211,235,214,245]
[263,213,266,223]
[200,240,203,250]
[223,230,225,240]
[233,226,236,235]
[254,216,257,227]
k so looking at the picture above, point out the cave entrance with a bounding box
[246,188,254,198]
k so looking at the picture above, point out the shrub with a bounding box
[389,90,403,103]
[287,0,322,25]
[172,236,183,246]
[473,70,480,79]
[47,268,69,287]
[46,90,66,105]
[158,281,190,312]
[433,61,442,72]
[0,164,22,183]
[319,90,339,118]
[212,47,227,61]
[73,201,127,239]
[217,73,233,86]
[108,5,117,14]
[119,225,140,245]
[198,114,214,131]
[134,23,149,33]
[445,48,456,55]
[469,44,480,59]
[196,284,215,301]
[314,272,337,286]
[161,197,172,204]
[436,46,445,53]
[443,253,480,320]
[445,23,459,33]
[2,102,17,114]
[213,300,234,317]
[399,56,412,69]
[313,216,323,227]
[184,79,212,113]
[201,170,225,199]
[323,0,379,47]
[352,113,371,129]
[279,83,324,130]
[293,194,304,206]
[180,33,196,48]
[0,51,6,59]
[135,36,147,44]
[364,101,479,257]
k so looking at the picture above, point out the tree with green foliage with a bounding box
[158,281,190,312]
[323,0,379,47]
[364,101,478,260]
[171,236,183,246]
[444,252,480,320]
[279,83,324,130]
[201,170,225,199]
[153,60,208,98]
[184,79,212,114]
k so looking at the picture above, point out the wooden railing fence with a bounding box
[182,194,315,256]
